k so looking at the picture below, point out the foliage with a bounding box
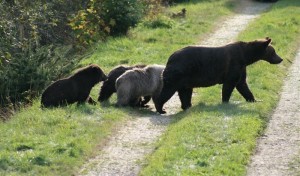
[69,0,145,45]
[0,0,86,105]
[0,45,78,104]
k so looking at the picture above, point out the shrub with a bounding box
[0,45,78,105]
[100,0,145,35]
[70,0,146,45]
[0,1,84,106]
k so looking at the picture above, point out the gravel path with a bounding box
[200,0,270,46]
[247,49,300,176]
[79,1,272,175]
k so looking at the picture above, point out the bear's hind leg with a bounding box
[178,87,193,110]
[116,88,130,107]
[222,83,236,102]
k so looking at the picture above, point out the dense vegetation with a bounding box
[0,0,85,106]
[0,0,182,108]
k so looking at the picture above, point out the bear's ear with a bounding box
[263,37,272,47]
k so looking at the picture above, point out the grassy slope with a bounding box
[0,0,236,175]
[0,102,126,175]
[140,0,300,175]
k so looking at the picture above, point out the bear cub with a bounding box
[41,64,107,107]
[98,65,151,107]
[116,65,165,107]
[155,38,283,114]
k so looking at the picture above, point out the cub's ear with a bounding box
[266,37,272,45]
[264,37,272,47]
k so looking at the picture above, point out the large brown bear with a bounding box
[98,65,151,107]
[116,65,165,107]
[41,64,107,107]
[155,38,283,114]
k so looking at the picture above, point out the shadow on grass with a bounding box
[99,100,173,126]
[171,101,259,124]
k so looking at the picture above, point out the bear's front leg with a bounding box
[236,81,255,102]
[235,70,255,102]
[98,80,115,102]
[178,87,193,110]
[155,86,177,114]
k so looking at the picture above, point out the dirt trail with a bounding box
[79,1,272,175]
[247,49,300,176]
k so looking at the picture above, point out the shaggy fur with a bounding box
[98,65,151,107]
[41,64,107,107]
[155,38,283,114]
[116,65,165,107]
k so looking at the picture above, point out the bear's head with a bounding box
[74,64,107,85]
[259,38,283,64]
[90,64,107,83]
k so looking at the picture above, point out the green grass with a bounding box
[0,101,126,175]
[0,0,237,175]
[140,0,300,175]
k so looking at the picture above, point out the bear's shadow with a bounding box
[104,103,172,127]
[170,101,260,124]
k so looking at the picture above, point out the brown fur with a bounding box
[116,65,165,107]
[41,64,107,107]
[156,38,283,114]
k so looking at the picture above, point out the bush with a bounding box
[0,1,84,106]
[0,45,78,105]
[100,0,145,35]
[70,0,146,45]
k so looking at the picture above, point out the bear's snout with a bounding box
[270,55,283,64]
